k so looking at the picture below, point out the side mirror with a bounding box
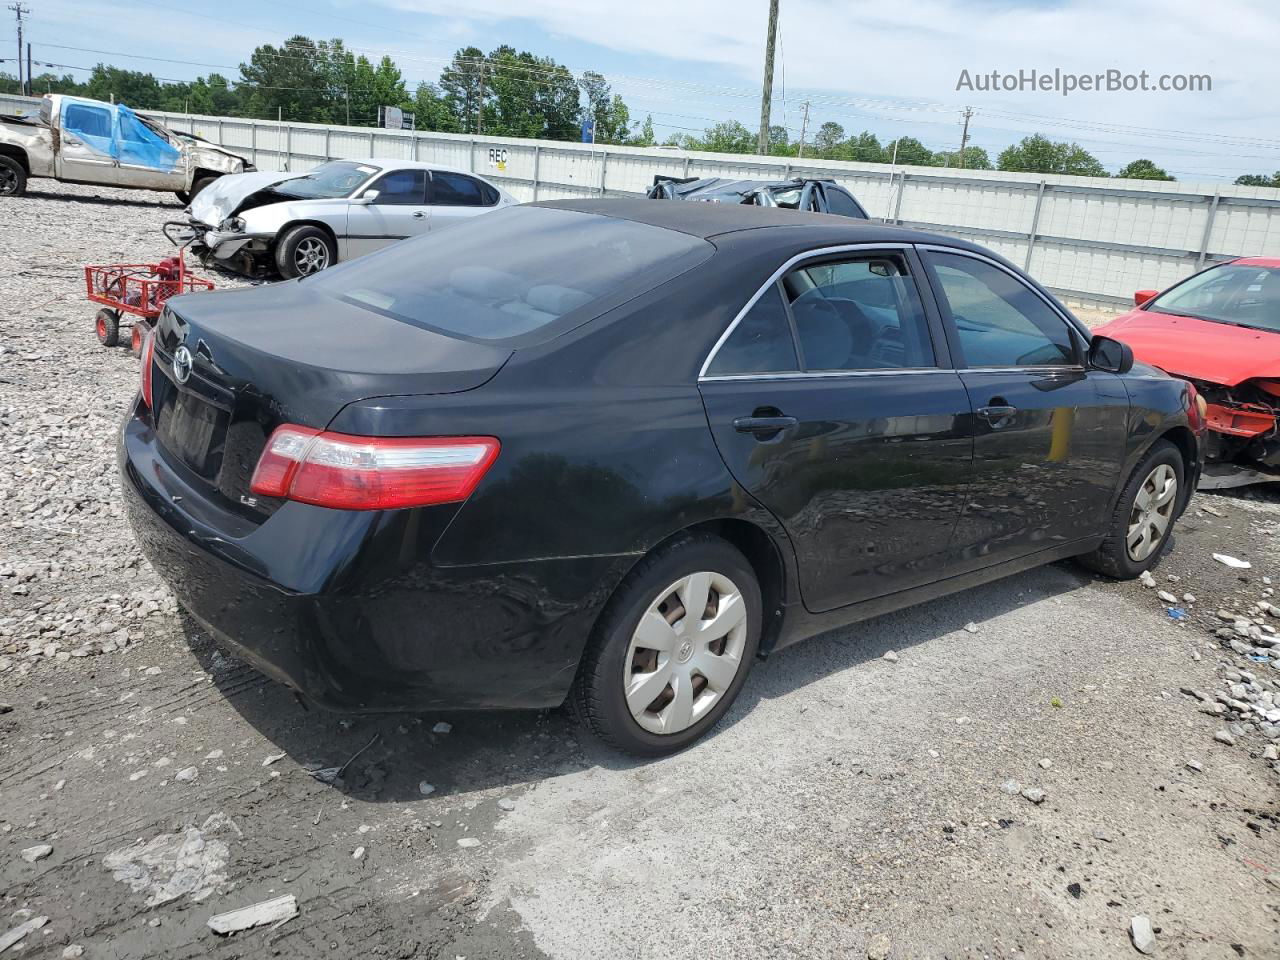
[1134,289,1159,307]
[1089,335,1134,374]
[352,190,379,204]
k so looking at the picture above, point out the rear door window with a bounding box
[431,172,489,207]
[63,102,114,151]
[781,254,935,370]
[705,285,799,376]
[926,252,1077,367]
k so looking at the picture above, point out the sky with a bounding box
[12,0,1280,183]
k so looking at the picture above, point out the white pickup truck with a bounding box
[0,94,253,202]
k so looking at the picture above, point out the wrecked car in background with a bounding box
[0,94,252,202]
[187,159,517,278]
[647,175,870,219]
[1096,257,1280,487]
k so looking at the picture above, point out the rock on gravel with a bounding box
[20,843,53,862]
[207,894,298,935]
[0,916,48,951]
[1129,916,1156,954]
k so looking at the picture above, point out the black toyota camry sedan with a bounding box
[121,199,1204,755]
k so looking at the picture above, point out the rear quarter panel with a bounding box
[0,118,54,176]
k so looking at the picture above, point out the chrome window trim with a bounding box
[698,242,913,380]
[916,243,1094,345]
[701,368,957,383]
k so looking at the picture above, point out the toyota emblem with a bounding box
[172,345,193,384]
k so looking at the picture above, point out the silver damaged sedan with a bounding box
[186,158,517,278]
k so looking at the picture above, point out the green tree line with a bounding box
[2,36,1272,184]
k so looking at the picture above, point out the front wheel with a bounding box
[573,535,762,756]
[1078,440,1184,578]
[275,225,336,279]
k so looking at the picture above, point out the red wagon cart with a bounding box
[84,222,215,354]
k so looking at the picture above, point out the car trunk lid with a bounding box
[149,281,511,520]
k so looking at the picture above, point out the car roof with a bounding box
[534,197,986,249]
[661,176,835,195]
[361,158,483,177]
[1233,256,1280,268]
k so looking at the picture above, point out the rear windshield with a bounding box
[311,206,712,342]
[273,161,379,200]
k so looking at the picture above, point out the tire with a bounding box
[130,322,145,356]
[176,175,217,206]
[1078,440,1184,579]
[275,224,336,279]
[95,309,120,348]
[0,155,27,197]
[573,534,762,756]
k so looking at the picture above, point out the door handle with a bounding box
[733,415,798,435]
[977,403,1017,425]
[412,211,427,219]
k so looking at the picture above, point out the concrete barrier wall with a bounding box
[6,93,1279,307]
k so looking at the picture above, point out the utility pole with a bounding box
[8,3,29,96]
[957,105,973,168]
[25,40,30,95]
[476,62,485,135]
[796,100,810,159]
[756,0,779,155]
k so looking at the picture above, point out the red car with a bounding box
[1096,257,1280,486]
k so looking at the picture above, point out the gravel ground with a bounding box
[1,181,1278,960]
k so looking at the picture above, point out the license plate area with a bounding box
[153,354,234,481]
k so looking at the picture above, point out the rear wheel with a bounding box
[573,535,761,756]
[0,155,26,197]
[275,225,336,279]
[130,322,145,355]
[95,309,120,348]
[1078,440,1184,578]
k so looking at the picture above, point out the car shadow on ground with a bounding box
[23,186,183,210]
[181,554,1141,804]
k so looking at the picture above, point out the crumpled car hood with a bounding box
[1096,308,1280,386]
[188,171,305,224]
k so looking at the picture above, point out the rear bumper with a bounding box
[120,412,622,712]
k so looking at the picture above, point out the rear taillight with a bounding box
[249,426,500,510]
[140,330,156,409]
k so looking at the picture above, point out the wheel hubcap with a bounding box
[295,238,329,274]
[1127,463,1177,561]
[0,169,16,194]
[623,571,748,736]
